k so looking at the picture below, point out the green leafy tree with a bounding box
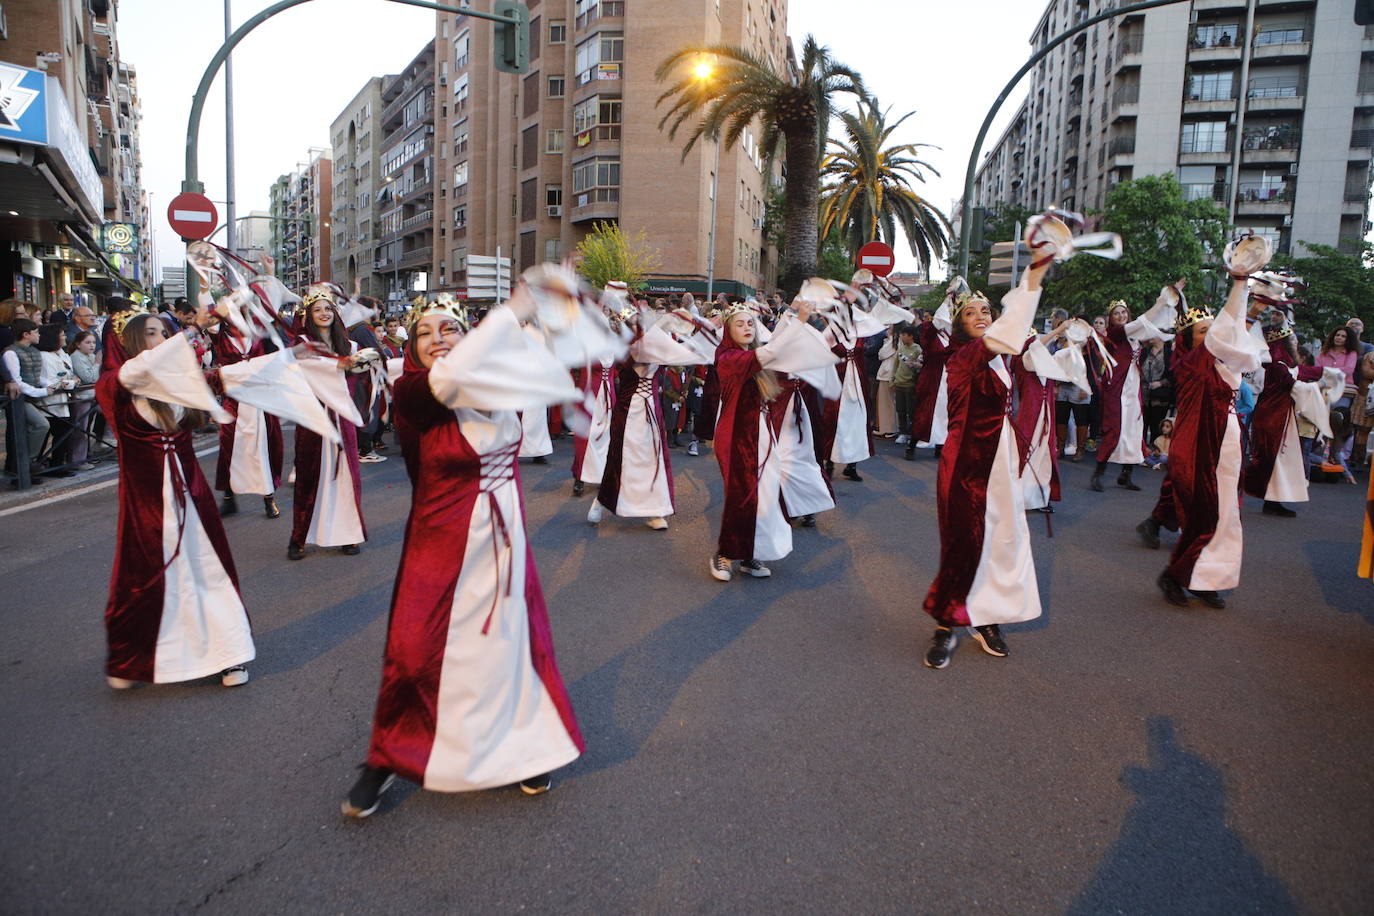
[816,227,852,281]
[574,221,661,291]
[1273,240,1374,344]
[1051,175,1229,316]
[819,99,950,274]
[956,204,1034,303]
[655,37,865,297]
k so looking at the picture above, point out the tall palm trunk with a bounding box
[781,121,820,298]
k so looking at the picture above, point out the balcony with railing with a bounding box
[1115,32,1143,66]
[1352,128,1374,152]
[398,246,432,268]
[1344,180,1371,203]
[1251,26,1310,59]
[1180,182,1230,203]
[1247,75,1304,109]
[575,0,625,31]
[1360,72,1374,97]
[1235,181,1292,214]
[400,209,433,234]
[1107,135,1136,158]
[1189,24,1243,61]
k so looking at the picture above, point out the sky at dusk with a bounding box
[118,0,1048,282]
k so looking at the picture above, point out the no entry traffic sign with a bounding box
[857,241,896,277]
[167,192,218,241]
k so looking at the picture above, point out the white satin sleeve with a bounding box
[429,305,580,410]
[984,286,1041,356]
[1022,338,1076,385]
[629,324,711,367]
[1291,377,1334,440]
[1204,280,1264,375]
[220,350,341,443]
[1126,288,1177,343]
[756,316,840,374]
[118,333,231,423]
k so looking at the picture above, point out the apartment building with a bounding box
[269,150,333,292]
[0,0,149,308]
[374,44,437,306]
[329,77,387,300]
[971,0,1373,257]
[430,0,787,299]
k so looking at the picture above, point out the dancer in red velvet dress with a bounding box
[1138,247,1269,609]
[211,326,284,520]
[1089,294,1175,492]
[99,313,255,690]
[921,233,1056,670]
[342,293,584,817]
[708,298,835,581]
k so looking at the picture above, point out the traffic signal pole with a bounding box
[957,0,1190,278]
[180,0,528,301]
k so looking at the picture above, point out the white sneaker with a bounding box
[287,468,297,484]
[587,501,604,525]
[709,554,732,581]
[686,441,700,456]
[359,453,387,463]
[895,434,911,445]
[106,675,135,690]
[646,517,669,530]
[739,559,772,578]
[221,666,250,687]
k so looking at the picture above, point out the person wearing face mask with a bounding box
[287,286,368,561]
[707,297,835,582]
[920,219,1061,670]
[341,290,584,819]
[97,312,255,690]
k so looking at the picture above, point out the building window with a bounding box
[549,20,567,43]
[574,31,624,85]
[573,96,622,142]
[576,0,625,30]
[544,238,562,261]
[453,118,469,157]
[571,156,620,205]
[548,76,565,98]
[452,205,466,228]
[453,161,469,191]
[546,184,563,207]
[452,246,467,273]
[453,74,469,110]
[1180,121,1229,154]
[546,129,565,153]
[453,30,471,70]
[1187,70,1234,102]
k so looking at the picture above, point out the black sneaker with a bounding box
[1156,570,1188,607]
[971,624,1009,657]
[739,559,771,578]
[903,447,915,461]
[519,772,553,795]
[340,544,361,556]
[1090,472,1104,492]
[1136,517,1161,549]
[1262,501,1296,518]
[1190,590,1226,609]
[263,496,281,519]
[1116,472,1141,491]
[532,456,548,465]
[220,494,238,516]
[572,480,585,497]
[799,514,816,528]
[287,541,305,561]
[924,626,958,669]
[341,765,395,818]
[842,463,863,482]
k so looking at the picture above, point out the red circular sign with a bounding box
[856,240,896,277]
[167,192,218,241]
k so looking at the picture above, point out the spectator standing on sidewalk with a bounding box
[3,318,56,478]
[36,324,77,475]
[1140,336,1174,443]
[891,325,921,446]
[67,330,100,469]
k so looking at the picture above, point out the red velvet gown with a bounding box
[290,345,367,549]
[364,308,583,790]
[1243,339,1323,503]
[1013,350,1061,509]
[211,330,283,496]
[911,320,952,446]
[820,301,883,464]
[712,319,836,562]
[98,335,255,683]
[1095,303,1172,464]
[922,287,1043,628]
[1148,283,1263,591]
[571,359,616,485]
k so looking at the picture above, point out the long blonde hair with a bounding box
[727,314,781,401]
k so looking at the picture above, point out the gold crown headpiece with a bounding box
[405,293,468,332]
[110,307,150,338]
[302,284,338,310]
[953,290,992,317]
[723,302,757,325]
[1174,303,1216,333]
[1108,299,1129,313]
[1264,325,1293,343]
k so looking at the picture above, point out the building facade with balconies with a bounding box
[269,150,333,292]
[972,0,1373,258]
[330,77,387,300]
[431,0,787,300]
[375,43,437,307]
[0,0,148,309]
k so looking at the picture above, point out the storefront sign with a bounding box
[102,222,139,255]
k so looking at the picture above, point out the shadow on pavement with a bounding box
[249,581,392,678]
[1301,540,1372,628]
[1070,716,1297,916]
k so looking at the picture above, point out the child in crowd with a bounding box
[1144,417,1173,470]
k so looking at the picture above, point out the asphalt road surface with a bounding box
[2,433,1371,914]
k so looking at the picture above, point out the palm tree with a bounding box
[819,100,952,274]
[655,37,865,295]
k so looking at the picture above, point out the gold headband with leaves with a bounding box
[1174,303,1216,333]
[110,307,149,338]
[405,293,468,332]
[953,290,992,317]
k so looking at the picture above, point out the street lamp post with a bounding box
[695,59,720,302]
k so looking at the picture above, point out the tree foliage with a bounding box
[655,37,865,296]
[1049,175,1229,317]
[955,204,1034,305]
[819,99,950,273]
[574,221,661,291]
[1273,240,1374,345]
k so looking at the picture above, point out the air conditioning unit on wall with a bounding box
[547,205,562,218]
